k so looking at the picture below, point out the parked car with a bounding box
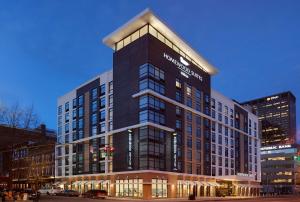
[56,190,80,197]
[46,188,62,195]
[37,188,52,195]
[82,189,108,199]
[24,189,40,200]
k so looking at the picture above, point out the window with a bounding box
[176,120,182,129]
[100,84,105,95]
[139,63,165,81]
[218,145,222,155]
[78,95,83,106]
[212,110,216,119]
[100,110,105,121]
[72,98,77,108]
[58,105,62,115]
[139,78,165,95]
[72,121,76,130]
[100,123,106,133]
[65,123,69,133]
[218,113,222,122]
[78,119,83,129]
[186,124,192,135]
[109,108,113,120]
[100,97,105,108]
[152,179,167,198]
[92,113,97,125]
[175,91,182,102]
[139,110,165,125]
[65,112,69,122]
[186,112,192,122]
[139,95,165,110]
[92,101,97,112]
[186,85,192,96]
[65,102,69,112]
[92,126,97,136]
[78,130,84,139]
[72,110,76,119]
[187,149,192,160]
[78,107,83,117]
[109,81,113,94]
[218,102,222,112]
[109,95,113,107]
[186,97,192,107]
[211,98,215,109]
[196,140,201,150]
[65,134,69,143]
[218,124,222,133]
[196,127,201,137]
[176,106,181,116]
[176,78,181,88]
[92,88,98,100]
[218,135,222,144]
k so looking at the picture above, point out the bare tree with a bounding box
[0,102,41,129]
[22,104,40,129]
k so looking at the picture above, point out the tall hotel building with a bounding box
[55,9,261,199]
[242,92,299,194]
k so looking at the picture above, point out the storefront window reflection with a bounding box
[116,179,143,198]
[152,179,167,198]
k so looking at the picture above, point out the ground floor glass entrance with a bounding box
[115,179,143,198]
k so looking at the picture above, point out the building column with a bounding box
[204,186,207,196]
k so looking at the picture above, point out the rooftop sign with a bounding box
[261,144,292,151]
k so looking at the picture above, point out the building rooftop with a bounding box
[103,8,218,75]
[241,91,296,104]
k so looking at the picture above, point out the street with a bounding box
[34,195,300,202]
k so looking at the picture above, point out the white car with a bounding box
[38,187,62,195]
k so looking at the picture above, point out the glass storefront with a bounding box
[71,180,110,195]
[152,179,167,198]
[115,179,143,198]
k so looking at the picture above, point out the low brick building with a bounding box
[0,124,56,190]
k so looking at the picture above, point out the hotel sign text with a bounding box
[163,52,203,82]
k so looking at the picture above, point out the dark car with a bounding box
[56,190,80,197]
[82,190,107,199]
[24,189,40,200]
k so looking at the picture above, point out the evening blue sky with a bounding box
[0,0,299,138]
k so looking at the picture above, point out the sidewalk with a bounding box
[106,196,258,201]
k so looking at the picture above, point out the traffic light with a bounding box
[109,147,115,156]
[103,146,108,157]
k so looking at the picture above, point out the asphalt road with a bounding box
[35,195,300,202]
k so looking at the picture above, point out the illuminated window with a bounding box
[176,78,182,88]
[186,85,192,96]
